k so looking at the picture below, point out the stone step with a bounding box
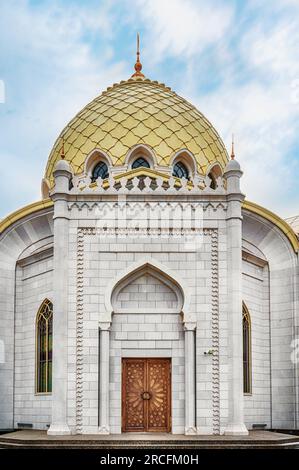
[1,438,298,449]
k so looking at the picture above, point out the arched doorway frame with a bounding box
[98,257,197,435]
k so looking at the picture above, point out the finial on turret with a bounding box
[224,132,241,174]
[61,137,65,159]
[131,33,145,78]
[231,134,235,160]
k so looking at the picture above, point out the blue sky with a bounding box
[0,0,299,218]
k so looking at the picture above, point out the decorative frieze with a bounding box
[75,229,84,434]
[211,230,220,434]
[75,227,220,434]
[67,200,227,213]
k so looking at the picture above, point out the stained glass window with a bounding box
[243,303,252,394]
[91,161,109,182]
[132,157,150,169]
[172,161,189,179]
[36,299,53,393]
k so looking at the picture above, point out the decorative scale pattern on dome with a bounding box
[45,78,228,186]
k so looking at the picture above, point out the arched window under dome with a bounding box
[207,164,222,190]
[208,172,217,189]
[91,161,109,182]
[36,299,53,394]
[172,161,189,179]
[131,157,150,169]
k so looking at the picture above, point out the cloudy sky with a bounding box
[0,0,299,219]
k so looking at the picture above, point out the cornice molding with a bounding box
[0,199,53,234]
[243,200,299,253]
[1,197,298,253]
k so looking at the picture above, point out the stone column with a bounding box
[48,159,72,435]
[223,157,248,435]
[98,321,111,434]
[184,321,197,435]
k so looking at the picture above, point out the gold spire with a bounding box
[131,32,145,78]
[61,137,65,159]
[231,133,235,160]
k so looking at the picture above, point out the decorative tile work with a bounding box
[45,79,228,186]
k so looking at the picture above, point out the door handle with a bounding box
[141,391,152,400]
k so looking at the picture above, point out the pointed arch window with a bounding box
[172,161,189,179]
[91,161,109,182]
[36,299,53,393]
[208,172,217,189]
[207,164,222,190]
[243,302,252,394]
[132,157,150,169]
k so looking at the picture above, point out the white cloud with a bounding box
[197,80,298,215]
[134,0,234,62]
[0,0,126,217]
[1,0,299,220]
[195,9,299,216]
[133,0,299,216]
[240,19,299,79]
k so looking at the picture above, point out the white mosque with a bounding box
[0,46,298,437]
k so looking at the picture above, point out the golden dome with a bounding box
[44,77,228,187]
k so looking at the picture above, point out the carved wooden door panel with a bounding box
[147,359,171,432]
[122,358,147,432]
[122,358,171,432]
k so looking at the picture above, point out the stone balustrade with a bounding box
[69,173,226,195]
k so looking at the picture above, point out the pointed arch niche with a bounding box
[104,259,191,320]
[98,259,197,435]
[111,263,184,315]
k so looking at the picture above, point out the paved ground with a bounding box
[0,430,299,448]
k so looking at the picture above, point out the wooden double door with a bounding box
[122,358,171,433]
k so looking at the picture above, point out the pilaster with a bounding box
[48,160,72,436]
[184,321,197,435]
[98,321,111,435]
[223,158,248,435]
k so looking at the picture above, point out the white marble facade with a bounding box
[0,79,298,437]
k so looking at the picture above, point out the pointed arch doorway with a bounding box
[98,258,197,435]
[122,358,171,433]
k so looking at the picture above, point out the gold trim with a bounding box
[0,199,53,234]
[114,167,169,180]
[114,167,196,189]
[243,200,299,253]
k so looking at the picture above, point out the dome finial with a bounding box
[131,32,145,79]
[231,133,235,160]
